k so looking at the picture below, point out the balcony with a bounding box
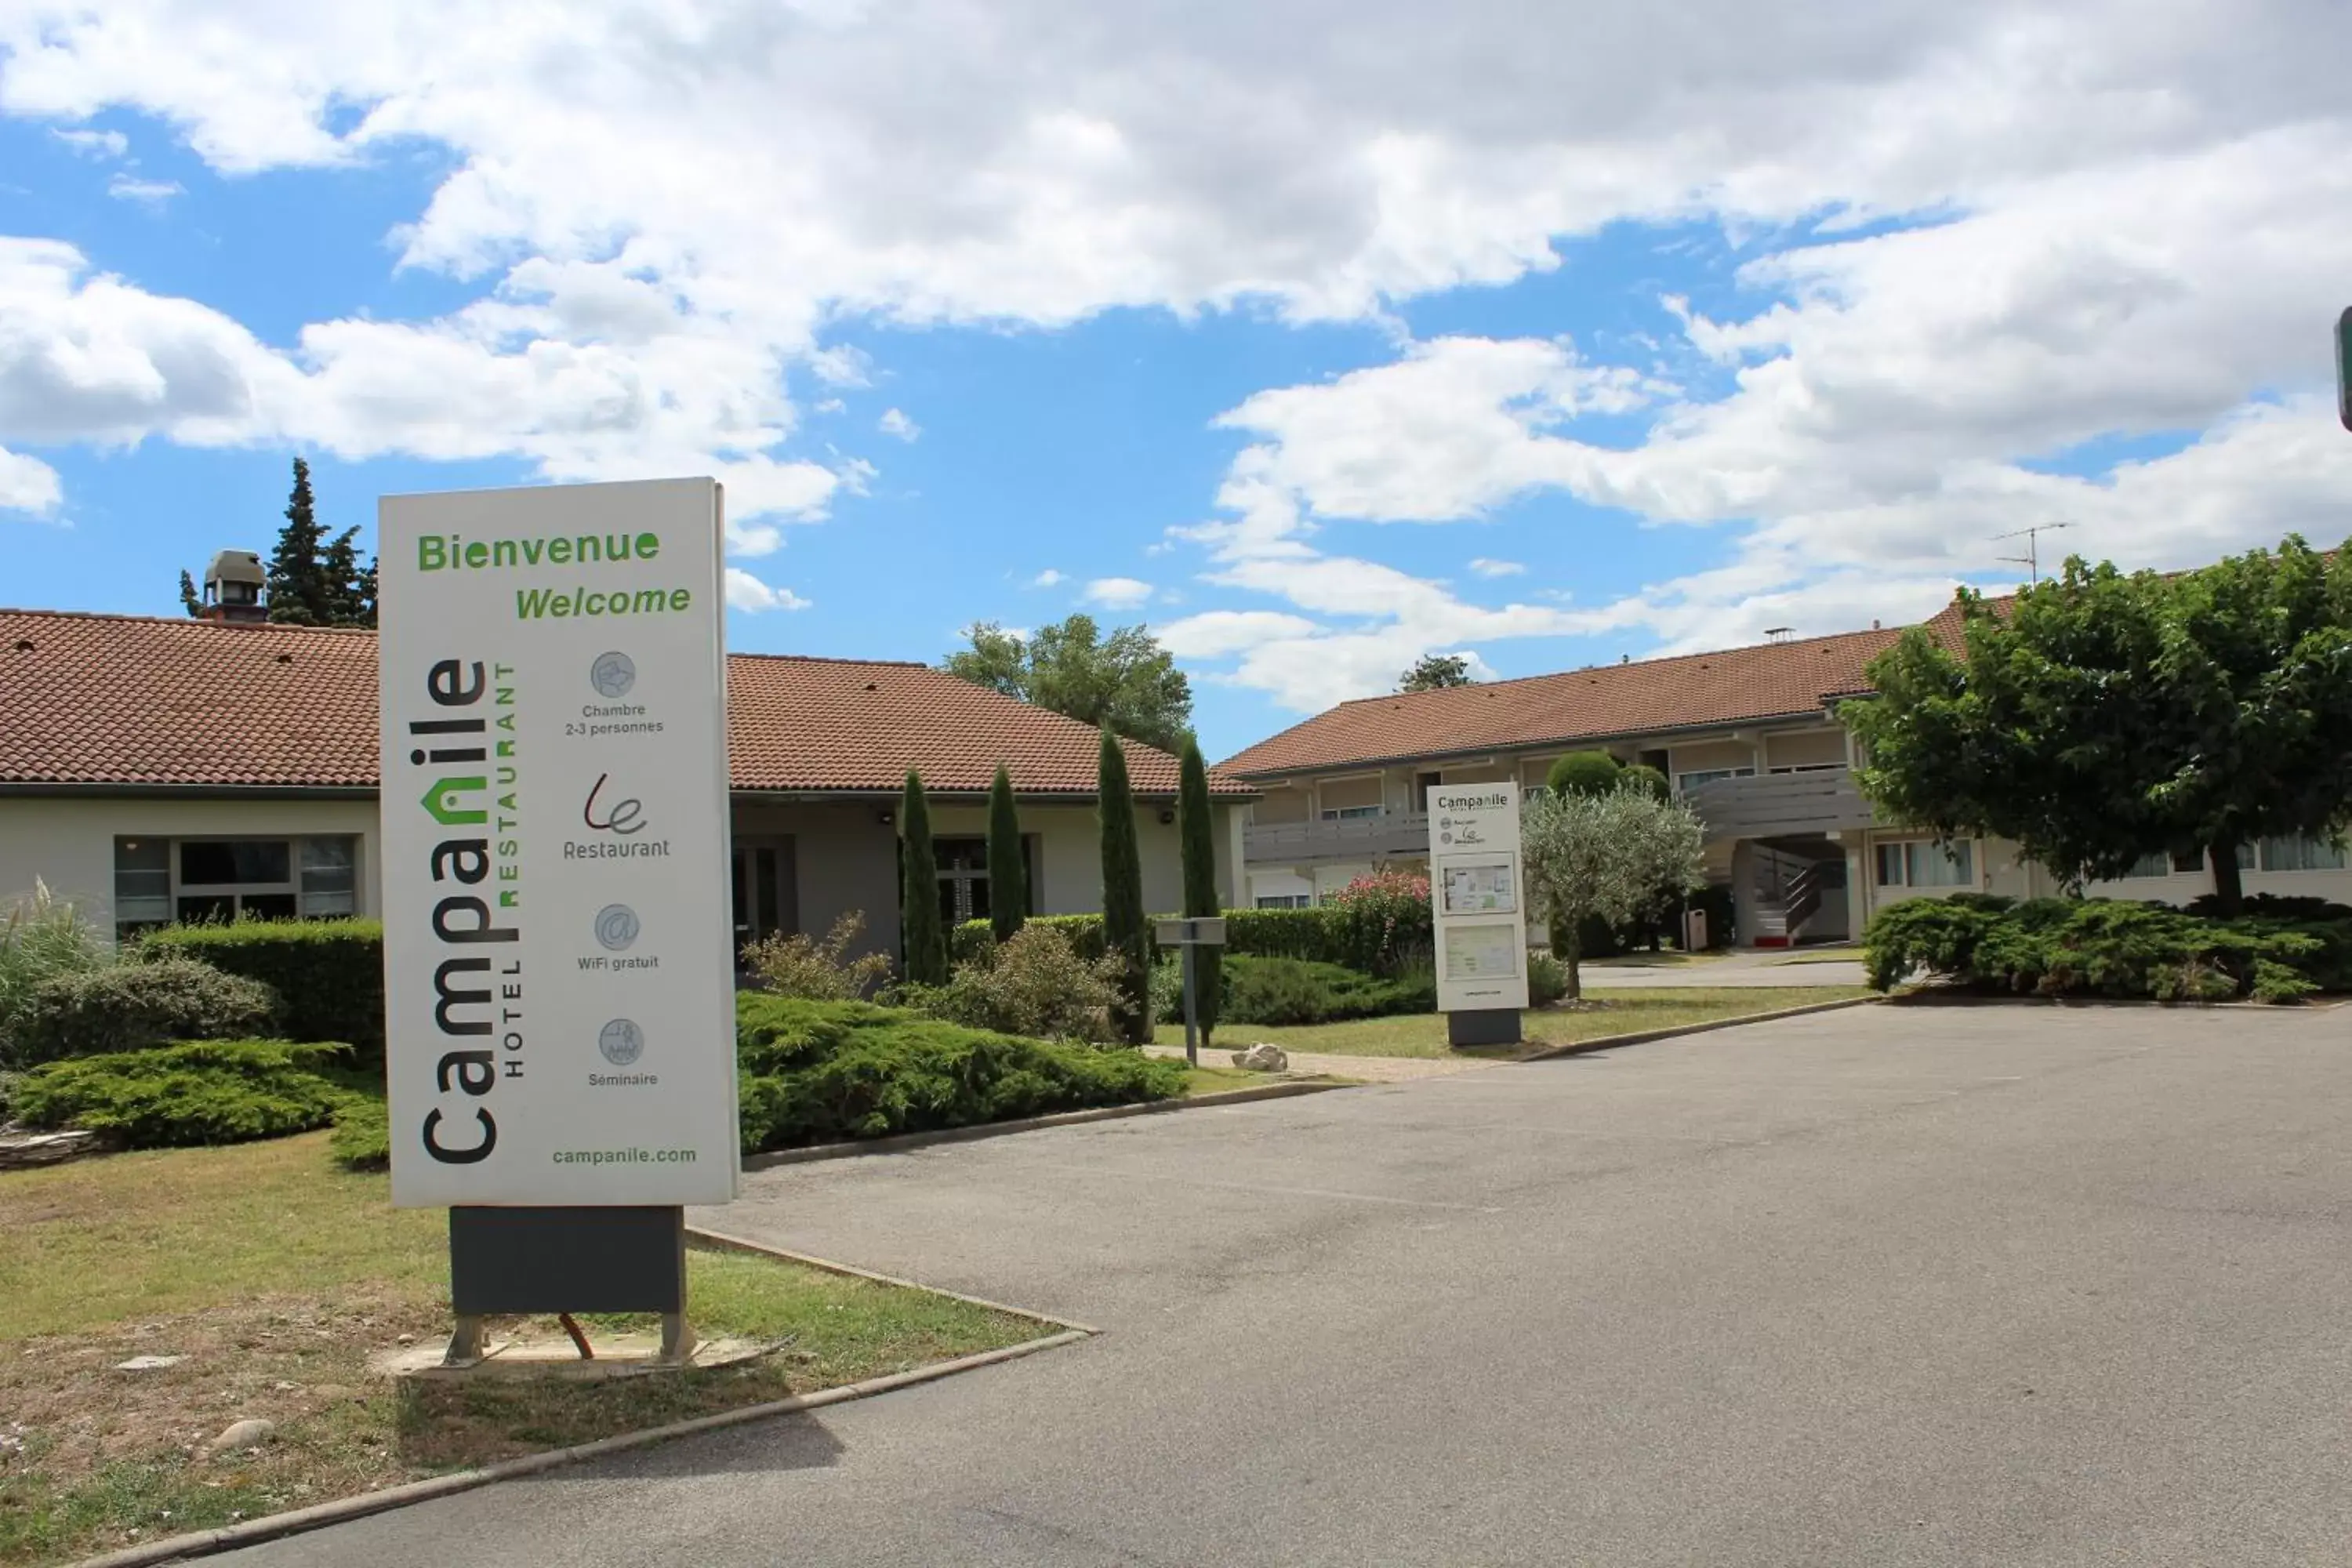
[1243,811,1431,866]
[1682,767,1880,842]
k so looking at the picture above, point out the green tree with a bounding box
[1546,751,1623,798]
[176,571,203,618]
[898,771,948,985]
[1398,652,1475,691]
[1176,737,1222,1047]
[986,764,1029,944]
[1523,788,1704,999]
[946,615,1193,753]
[1618,763,1671,802]
[1096,729,1152,1043]
[265,458,333,626]
[1846,537,2352,914]
[261,458,377,628]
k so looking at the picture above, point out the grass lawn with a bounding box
[1573,949,1726,968]
[1181,1065,1279,1095]
[1770,946,1868,965]
[1227,986,1875,1059]
[0,1132,1045,1568]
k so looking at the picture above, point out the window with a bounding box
[2172,847,2206,874]
[935,837,990,927]
[112,837,171,935]
[1676,767,1755,793]
[1766,763,1844,775]
[2259,834,2350,873]
[1319,805,1382,821]
[2123,851,2173,880]
[1875,839,1974,888]
[114,834,360,936]
[1256,895,1312,909]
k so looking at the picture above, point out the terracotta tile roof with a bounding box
[1218,624,1914,779]
[0,609,1247,798]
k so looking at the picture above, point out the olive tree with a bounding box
[1521,787,1705,1000]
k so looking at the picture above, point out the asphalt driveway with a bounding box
[222,1000,2352,1567]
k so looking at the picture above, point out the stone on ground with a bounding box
[208,1417,277,1456]
[1232,1043,1289,1073]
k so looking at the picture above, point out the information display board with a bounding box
[1428,783,1530,1014]
[378,479,740,1207]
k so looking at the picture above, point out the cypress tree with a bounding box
[176,570,203,618]
[1177,737,1221,1047]
[899,770,948,985]
[266,457,332,626]
[986,764,1028,943]
[1097,728,1151,1043]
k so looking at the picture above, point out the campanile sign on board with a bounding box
[377,478,740,1208]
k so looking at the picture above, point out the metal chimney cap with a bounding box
[204,549,266,586]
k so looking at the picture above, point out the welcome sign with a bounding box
[1428,782,1531,1017]
[378,479,740,1207]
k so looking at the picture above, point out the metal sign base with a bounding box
[1446,1007,1523,1048]
[446,1204,692,1367]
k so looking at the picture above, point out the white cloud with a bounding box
[1468,558,1524,577]
[105,173,180,205]
[877,406,919,441]
[1082,575,1154,610]
[50,126,125,158]
[1028,568,1065,587]
[723,567,811,612]
[0,445,64,517]
[0,238,850,550]
[1156,609,1322,659]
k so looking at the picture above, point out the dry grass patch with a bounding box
[0,1133,1047,1567]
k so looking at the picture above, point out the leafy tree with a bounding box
[1619,764,1671,802]
[986,764,1029,943]
[1096,729,1152,1042]
[1522,788,1705,999]
[1846,537,2352,914]
[1546,751,1623,798]
[898,771,948,985]
[1399,652,1475,691]
[1176,737,1222,1047]
[176,571,203,619]
[947,615,1193,753]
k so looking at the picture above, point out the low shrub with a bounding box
[13,956,281,1065]
[328,1096,391,1170]
[11,1038,368,1149]
[895,924,1126,1042]
[734,993,1185,1149]
[140,919,384,1059]
[0,882,110,1062]
[1220,955,1433,1026]
[953,913,1112,968]
[741,910,895,1000]
[1528,951,1570,1007]
[1863,894,2351,1001]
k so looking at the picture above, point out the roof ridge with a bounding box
[0,607,379,636]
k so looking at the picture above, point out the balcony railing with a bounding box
[1243,811,1431,866]
[1682,767,1880,841]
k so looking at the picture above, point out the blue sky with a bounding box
[5,5,2350,760]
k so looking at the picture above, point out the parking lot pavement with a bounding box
[226,1001,2352,1568]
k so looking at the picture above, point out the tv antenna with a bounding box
[1993,521,2073,584]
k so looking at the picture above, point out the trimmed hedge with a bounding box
[954,899,1439,976]
[736,993,1187,1150]
[1863,895,2352,1001]
[1219,956,1434,1026]
[140,919,386,1062]
[11,1038,368,1149]
[10,956,281,1065]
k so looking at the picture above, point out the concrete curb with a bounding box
[686,1226,1103,1337]
[1517,993,1885,1062]
[739,1078,1346,1171]
[66,1328,1091,1568]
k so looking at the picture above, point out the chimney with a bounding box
[1763,626,1794,644]
[201,550,268,625]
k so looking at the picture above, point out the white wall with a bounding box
[0,794,382,943]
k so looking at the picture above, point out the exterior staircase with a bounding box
[1748,844,1824,948]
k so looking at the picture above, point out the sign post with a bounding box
[1428,783,1530,1048]
[1153,916,1228,1066]
[377,477,739,1366]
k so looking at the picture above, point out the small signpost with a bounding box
[1153,916,1227,1066]
[378,477,739,1367]
[1428,783,1530,1047]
